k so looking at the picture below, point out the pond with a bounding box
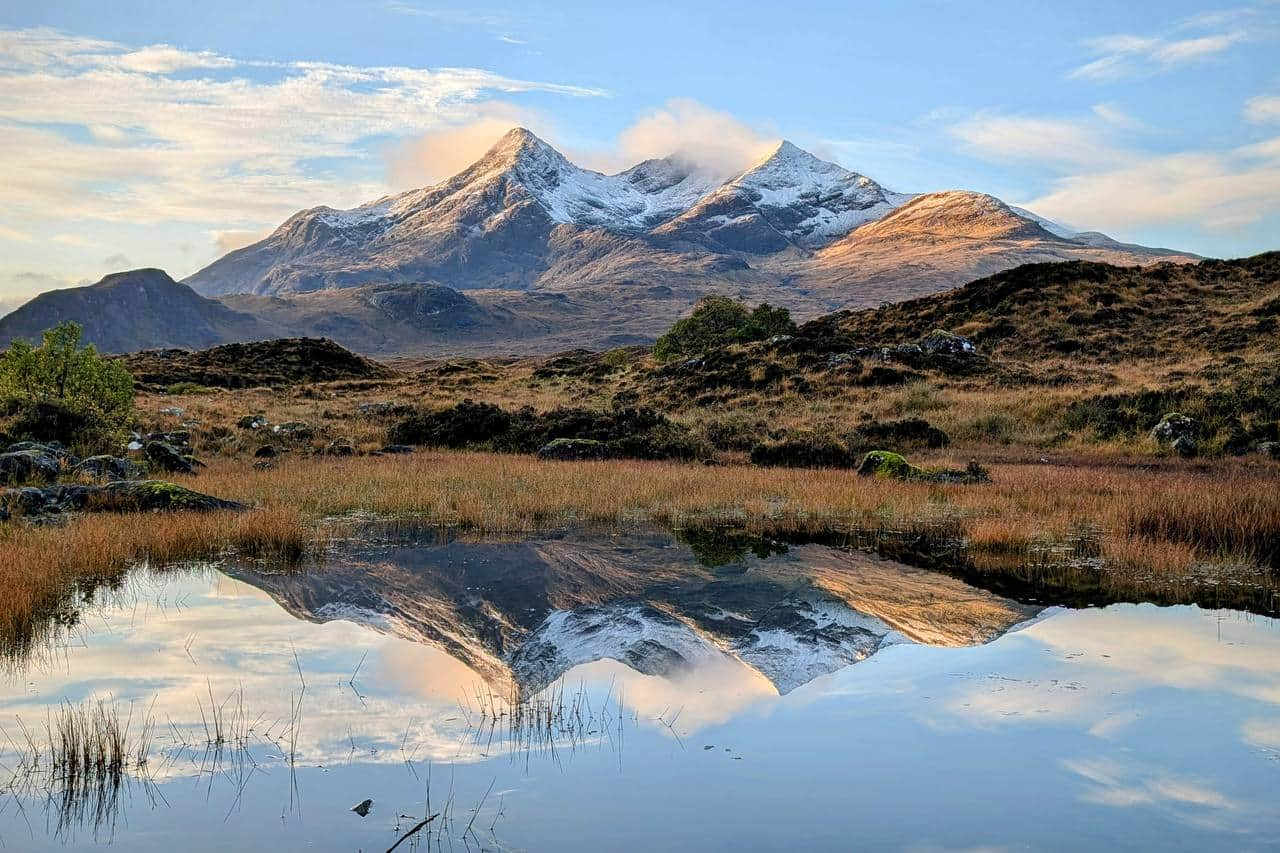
[0,526,1277,850]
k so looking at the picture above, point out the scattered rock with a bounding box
[325,439,355,457]
[6,440,74,461]
[90,480,246,513]
[1150,413,1198,457]
[158,406,186,418]
[0,449,62,485]
[2,480,244,519]
[1257,441,1280,460]
[536,438,610,461]
[380,444,414,455]
[273,422,315,441]
[147,430,191,447]
[73,455,147,481]
[918,329,977,356]
[237,414,269,430]
[351,799,373,818]
[145,441,199,474]
[357,402,409,418]
[253,445,278,459]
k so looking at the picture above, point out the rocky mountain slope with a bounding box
[811,251,1280,362]
[185,128,1192,306]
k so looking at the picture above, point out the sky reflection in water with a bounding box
[0,537,1276,852]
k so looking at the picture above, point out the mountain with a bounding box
[187,129,724,296]
[5,129,1202,358]
[801,190,1198,305]
[184,128,1192,310]
[0,269,274,353]
[652,140,909,252]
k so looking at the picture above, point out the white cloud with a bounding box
[211,227,276,255]
[951,107,1280,233]
[1067,11,1260,81]
[1091,102,1144,130]
[384,98,779,190]
[1245,94,1280,124]
[612,98,779,178]
[384,101,552,186]
[1027,142,1280,232]
[0,27,605,233]
[0,223,32,243]
[950,112,1131,171]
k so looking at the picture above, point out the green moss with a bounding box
[856,450,921,479]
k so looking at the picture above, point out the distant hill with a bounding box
[0,269,273,353]
[118,337,395,389]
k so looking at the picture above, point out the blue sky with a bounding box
[1,0,1278,312]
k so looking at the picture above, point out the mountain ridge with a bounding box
[184,127,1191,303]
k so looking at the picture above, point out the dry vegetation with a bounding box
[2,255,1277,641]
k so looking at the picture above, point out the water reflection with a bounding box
[0,528,1275,850]
[228,525,1042,696]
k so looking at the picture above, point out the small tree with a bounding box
[653,297,796,361]
[0,322,135,447]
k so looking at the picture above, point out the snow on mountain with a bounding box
[180,126,1197,314]
[652,140,908,252]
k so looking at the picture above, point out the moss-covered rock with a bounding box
[1150,412,1198,457]
[89,480,245,513]
[856,450,920,479]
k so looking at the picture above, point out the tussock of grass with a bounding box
[0,506,309,648]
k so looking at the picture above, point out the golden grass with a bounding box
[183,451,1280,569]
[1,448,1276,654]
[0,505,309,648]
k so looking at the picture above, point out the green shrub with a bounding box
[0,322,134,449]
[653,297,796,361]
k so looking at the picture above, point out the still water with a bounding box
[0,527,1277,851]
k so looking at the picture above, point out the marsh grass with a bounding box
[1,449,1277,656]
[0,698,158,840]
[0,506,313,664]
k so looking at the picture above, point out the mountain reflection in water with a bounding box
[227,525,1043,696]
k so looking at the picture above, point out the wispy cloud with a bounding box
[0,27,604,236]
[951,106,1280,233]
[1245,94,1280,124]
[1066,8,1266,81]
[385,98,779,187]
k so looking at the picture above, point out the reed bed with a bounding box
[0,505,312,656]
[1,451,1276,651]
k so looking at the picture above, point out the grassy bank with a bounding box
[2,449,1278,653]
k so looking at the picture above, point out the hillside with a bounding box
[118,337,395,389]
[0,269,274,353]
[808,252,1280,362]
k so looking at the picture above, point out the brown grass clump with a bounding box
[0,506,310,651]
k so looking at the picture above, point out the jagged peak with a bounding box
[476,126,567,170]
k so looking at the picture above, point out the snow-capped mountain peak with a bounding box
[184,126,1191,299]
